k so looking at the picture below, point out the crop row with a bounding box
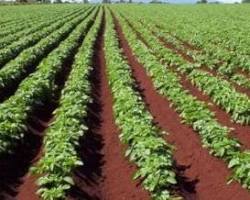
[114,5,250,91]
[0,6,76,36]
[0,6,92,68]
[144,5,250,72]
[31,8,102,200]
[146,20,250,90]
[0,5,78,31]
[105,9,179,200]
[0,7,84,50]
[156,20,250,74]
[0,7,94,101]
[114,8,250,125]
[0,8,98,155]
[112,8,250,191]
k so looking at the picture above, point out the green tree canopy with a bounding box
[197,0,207,3]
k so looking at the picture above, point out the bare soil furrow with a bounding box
[156,30,250,95]
[113,14,250,200]
[121,17,250,149]
[179,74,250,149]
[0,102,54,200]
[68,15,150,200]
[0,13,94,200]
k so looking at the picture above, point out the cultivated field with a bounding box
[0,4,250,200]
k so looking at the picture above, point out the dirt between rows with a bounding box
[1,10,250,200]
[153,25,250,151]
[112,12,250,200]
[153,22,250,82]
[0,104,53,200]
[0,13,150,200]
[68,14,150,200]
[155,27,250,97]
[122,14,250,151]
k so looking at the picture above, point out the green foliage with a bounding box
[113,6,250,191]
[31,8,102,200]
[0,7,94,95]
[0,7,97,155]
[0,7,90,67]
[197,0,207,4]
[0,6,84,49]
[242,0,250,3]
[116,8,250,126]
[105,9,180,200]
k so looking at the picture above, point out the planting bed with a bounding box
[1,4,250,200]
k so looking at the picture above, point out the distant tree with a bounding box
[129,0,132,3]
[242,0,250,3]
[16,0,28,3]
[83,0,88,3]
[37,0,51,3]
[197,0,207,3]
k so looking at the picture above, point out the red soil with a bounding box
[16,175,40,200]
[68,16,150,200]
[158,36,195,63]
[156,31,250,97]
[171,33,201,51]
[0,104,53,200]
[113,14,250,200]
[199,66,250,97]
[179,74,250,150]
[0,18,88,199]
[16,108,53,200]
[132,17,250,152]
[153,23,200,51]
[236,69,250,83]
[154,23,250,78]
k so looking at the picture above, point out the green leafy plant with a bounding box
[105,9,180,200]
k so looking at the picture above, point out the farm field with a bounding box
[0,3,250,200]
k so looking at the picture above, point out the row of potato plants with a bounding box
[0,7,95,98]
[0,19,19,28]
[145,19,250,91]
[0,7,75,38]
[117,6,250,88]
[0,9,59,37]
[144,5,250,72]
[0,16,43,38]
[0,8,98,155]
[115,9,250,125]
[113,9,250,191]
[0,18,24,28]
[0,7,91,68]
[0,17,31,28]
[0,7,84,50]
[164,10,250,77]
[0,5,75,31]
[0,7,72,40]
[105,9,179,200]
[31,8,102,200]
